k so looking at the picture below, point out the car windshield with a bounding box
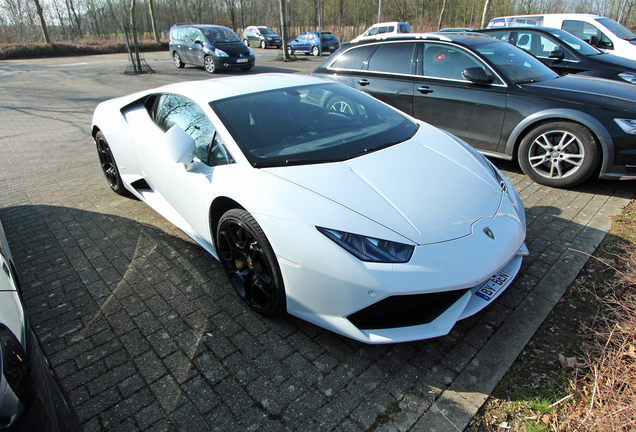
[475,39,559,84]
[210,83,418,167]
[596,17,636,41]
[549,28,601,55]
[202,27,241,43]
[258,27,275,35]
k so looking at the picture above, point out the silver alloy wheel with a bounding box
[204,56,216,74]
[173,52,184,68]
[526,129,585,180]
[260,40,266,49]
[312,46,320,56]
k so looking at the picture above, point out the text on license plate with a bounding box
[475,270,511,301]
[237,58,248,63]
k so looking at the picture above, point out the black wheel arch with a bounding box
[209,197,244,245]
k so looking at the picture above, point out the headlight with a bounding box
[248,47,254,55]
[214,48,229,57]
[615,118,636,134]
[317,227,414,263]
[619,72,636,84]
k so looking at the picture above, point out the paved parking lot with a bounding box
[0,51,634,431]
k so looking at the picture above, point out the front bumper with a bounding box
[257,197,527,344]
[213,56,255,69]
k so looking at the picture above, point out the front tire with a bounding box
[204,55,216,74]
[173,51,185,68]
[216,209,286,316]
[243,39,249,46]
[518,121,600,188]
[260,40,266,49]
[287,46,293,56]
[95,131,126,195]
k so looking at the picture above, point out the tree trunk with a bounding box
[437,0,448,30]
[33,0,51,43]
[480,0,492,29]
[279,0,290,60]
[148,0,160,42]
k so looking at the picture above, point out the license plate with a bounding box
[237,58,248,63]
[475,270,511,301]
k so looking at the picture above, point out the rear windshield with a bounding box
[321,33,337,40]
[210,83,418,167]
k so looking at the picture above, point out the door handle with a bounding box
[417,86,433,94]
[357,79,370,87]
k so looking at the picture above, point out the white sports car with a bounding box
[91,73,527,344]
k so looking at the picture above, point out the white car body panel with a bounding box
[91,73,527,343]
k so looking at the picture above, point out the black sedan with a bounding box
[478,26,636,84]
[312,33,636,188]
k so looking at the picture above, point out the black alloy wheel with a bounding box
[95,131,126,195]
[216,209,285,315]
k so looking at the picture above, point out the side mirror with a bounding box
[549,50,565,61]
[462,67,494,84]
[588,35,600,47]
[165,126,196,170]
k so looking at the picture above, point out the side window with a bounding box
[563,20,612,47]
[330,45,377,70]
[367,42,416,74]
[423,44,482,80]
[153,95,233,166]
[297,33,307,41]
[175,27,186,41]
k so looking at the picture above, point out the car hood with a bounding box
[588,52,636,70]
[523,75,636,111]
[264,124,503,245]
[213,41,250,54]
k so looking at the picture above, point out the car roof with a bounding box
[172,24,230,30]
[345,32,493,46]
[154,73,322,104]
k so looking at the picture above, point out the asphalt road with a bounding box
[0,49,634,431]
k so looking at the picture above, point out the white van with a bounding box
[487,14,636,61]
[352,22,410,42]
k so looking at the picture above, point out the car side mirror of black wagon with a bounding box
[462,67,494,84]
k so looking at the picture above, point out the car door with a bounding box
[292,33,307,53]
[129,94,234,239]
[349,41,418,116]
[412,42,508,153]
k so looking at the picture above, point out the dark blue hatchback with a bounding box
[287,31,340,56]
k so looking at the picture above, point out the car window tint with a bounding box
[368,42,416,74]
[330,45,376,70]
[562,20,611,46]
[211,83,417,168]
[154,95,219,165]
[423,44,481,80]
[486,30,512,42]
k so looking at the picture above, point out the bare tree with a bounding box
[481,0,492,28]
[32,0,51,42]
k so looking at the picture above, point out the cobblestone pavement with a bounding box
[0,52,633,431]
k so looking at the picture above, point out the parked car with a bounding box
[312,33,636,188]
[477,27,636,84]
[352,21,411,42]
[169,23,255,73]
[91,73,527,344]
[242,26,282,49]
[0,218,83,431]
[487,14,636,61]
[287,31,340,56]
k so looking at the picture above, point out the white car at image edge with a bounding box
[91,73,528,344]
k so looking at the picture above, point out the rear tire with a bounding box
[518,121,600,188]
[312,46,320,56]
[95,131,126,195]
[173,51,185,68]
